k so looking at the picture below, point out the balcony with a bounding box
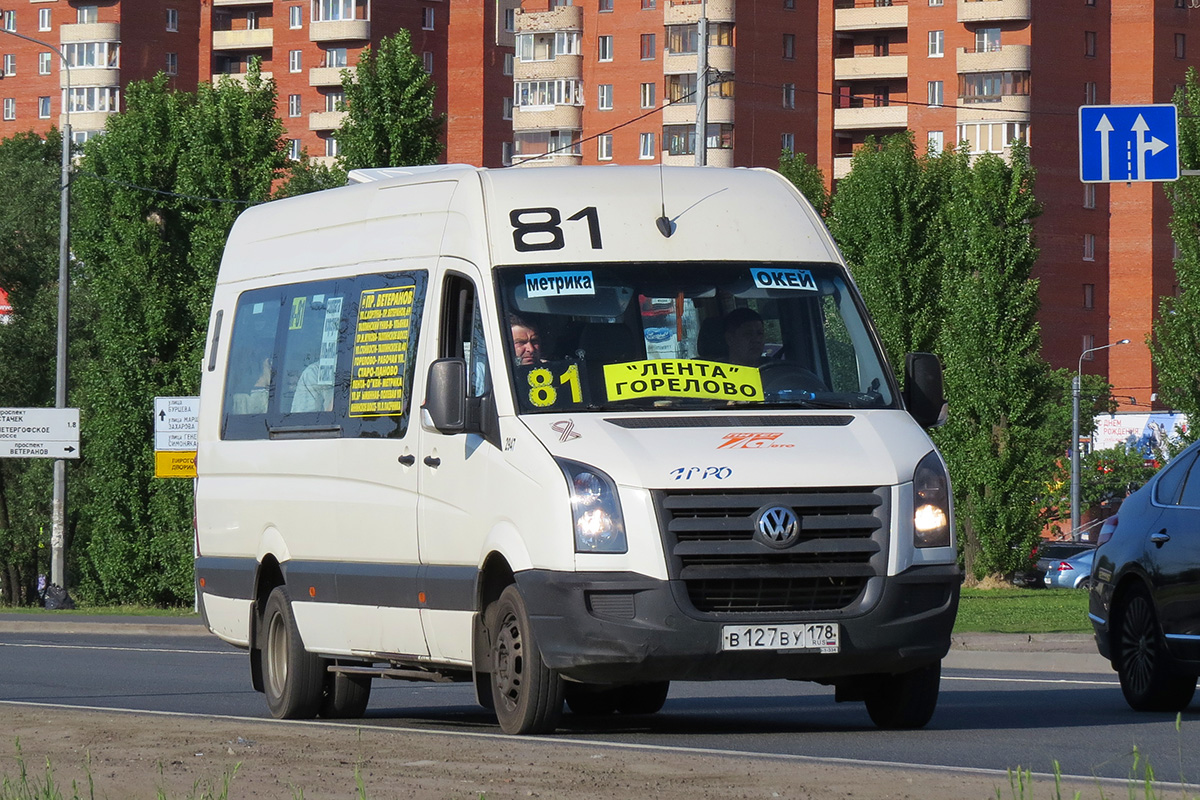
[309,110,346,131]
[212,28,273,51]
[62,110,112,131]
[512,104,582,131]
[833,154,854,180]
[833,54,907,81]
[956,43,1030,73]
[515,5,583,33]
[663,149,734,167]
[664,0,735,25]
[955,93,1030,124]
[833,104,908,130]
[212,71,274,86]
[59,22,119,44]
[957,0,1031,23]
[512,54,582,82]
[309,67,348,87]
[310,19,371,42]
[834,1,907,32]
[60,67,120,89]
[512,152,583,168]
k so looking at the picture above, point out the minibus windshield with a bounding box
[497,262,896,413]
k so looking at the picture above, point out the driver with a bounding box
[723,307,765,367]
[510,313,546,365]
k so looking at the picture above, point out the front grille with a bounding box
[655,487,889,614]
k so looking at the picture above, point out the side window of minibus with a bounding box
[278,285,345,417]
[221,292,283,439]
[440,273,490,397]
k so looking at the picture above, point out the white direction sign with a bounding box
[154,396,199,452]
[0,407,80,459]
[1079,104,1180,183]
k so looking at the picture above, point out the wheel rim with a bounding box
[266,611,288,699]
[493,609,524,711]
[1118,595,1157,698]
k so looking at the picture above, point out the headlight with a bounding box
[557,459,627,553]
[913,450,952,548]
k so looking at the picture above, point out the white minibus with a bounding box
[194,165,960,734]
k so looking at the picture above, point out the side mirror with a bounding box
[904,352,948,429]
[423,358,467,433]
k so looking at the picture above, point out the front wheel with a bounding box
[262,586,325,719]
[321,668,371,719]
[1114,587,1197,712]
[863,662,941,730]
[487,585,564,734]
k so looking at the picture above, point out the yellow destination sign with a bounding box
[155,450,197,479]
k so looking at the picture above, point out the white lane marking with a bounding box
[0,699,1161,794]
[0,641,239,656]
[944,675,1118,687]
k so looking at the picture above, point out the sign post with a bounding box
[153,397,198,479]
[1080,104,1180,183]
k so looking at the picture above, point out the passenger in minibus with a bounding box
[723,307,766,367]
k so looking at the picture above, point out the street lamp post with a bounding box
[0,29,72,595]
[1071,338,1130,537]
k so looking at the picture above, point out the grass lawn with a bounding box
[954,587,1092,634]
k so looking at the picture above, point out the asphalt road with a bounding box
[0,616,1197,786]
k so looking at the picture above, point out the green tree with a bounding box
[336,29,444,170]
[777,150,828,215]
[931,142,1057,577]
[276,154,347,199]
[0,130,63,604]
[827,133,944,376]
[1156,67,1200,439]
[70,68,286,604]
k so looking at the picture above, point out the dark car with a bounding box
[1089,438,1200,712]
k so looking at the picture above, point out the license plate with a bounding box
[720,623,839,653]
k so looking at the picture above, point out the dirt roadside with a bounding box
[2,704,1105,800]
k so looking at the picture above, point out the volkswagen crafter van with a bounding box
[194,165,960,734]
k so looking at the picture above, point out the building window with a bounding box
[928,80,943,107]
[1084,81,1097,105]
[502,141,513,167]
[706,122,734,150]
[66,86,119,113]
[502,97,513,120]
[326,137,339,158]
[1084,183,1096,209]
[2,98,13,120]
[598,134,613,161]
[1083,284,1095,309]
[975,28,1000,53]
[503,53,514,75]
[289,139,302,160]
[781,132,794,152]
[289,50,302,72]
[247,11,258,29]
[1085,31,1097,57]
[289,94,302,117]
[1083,233,1095,261]
[326,47,348,67]
[598,35,613,61]
[956,121,1028,154]
[514,79,584,108]
[1176,33,1186,59]
[422,8,435,30]
[959,72,1030,103]
[641,33,656,60]
[64,42,119,69]
[928,130,944,155]
[316,0,356,22]
[423,51,433,73]
[39,52,51,75]
[598,84,613,110]
[166,8,178,32]
[1081,334,1095,359]
[784,0,795,8]
[641,82,656,108]
[874,36,889,57]
[165,53,178,75]
[77,5,98,23]
[504,8,516,31]
[929,0,943,5]
[2,55,13,77]
[642,0,656,7]
[290,6,303,28]
[38,96,50,119]
[639,132,655,159]
[39,9,51,31]
[3,10,15,31]
[664,125,695,155]
[708,22,733,47]
[783,34,795,60]
[782,83,795,109]
[666,73,697,104]
[599,0,613,11]
[325,91,344,112]
[929,30,943,57]
[666,25,698,54]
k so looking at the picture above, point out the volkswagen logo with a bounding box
[755,506,800,548]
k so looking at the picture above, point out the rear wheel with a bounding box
[262,586,325,719]
[1114,587,1197,712]
[487,585,564,734]
[321,668,371,719]
[863,662,941,730]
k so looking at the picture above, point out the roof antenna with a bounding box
[655,162,675,238]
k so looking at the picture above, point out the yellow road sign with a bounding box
[155,450,196,479]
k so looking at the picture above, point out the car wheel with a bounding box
[863,662,941,730]
[320,667,371,719]
[487,585,564,734]
[262,586,325,719]
[1114,587,1197,712]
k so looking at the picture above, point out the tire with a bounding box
[487,585,564,734]
[262,586,325,720]
[1114,587,1197,712]
[565,683,618,716]
[613,681,670,715]
[863,662,941,730]
[321,668,371,719]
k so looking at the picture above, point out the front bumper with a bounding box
[515,563,961,683]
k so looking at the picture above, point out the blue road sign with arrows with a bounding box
[1079,104,1179,183]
